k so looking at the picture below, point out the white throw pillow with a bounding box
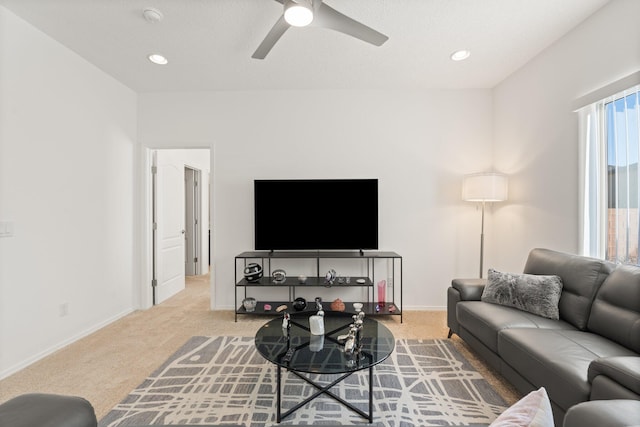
[489,387,554,427]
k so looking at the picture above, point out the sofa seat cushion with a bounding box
[457,301,576,353]
[498,329,637,411]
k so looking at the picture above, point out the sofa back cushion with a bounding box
[587,265,640,352]
[523,248,613,330]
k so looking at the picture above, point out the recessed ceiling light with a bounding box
[450,50,471,61]
[143,8,164,23]
[148,54,168,65]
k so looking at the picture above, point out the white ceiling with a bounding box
[0,0,610,92]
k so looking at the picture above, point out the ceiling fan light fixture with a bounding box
[284,0,314,27]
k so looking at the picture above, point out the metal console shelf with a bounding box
[234,251,402,323]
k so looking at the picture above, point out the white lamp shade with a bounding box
[462,173,508,202]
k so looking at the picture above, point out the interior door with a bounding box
[185,167,200,276]
[153,151,186,304]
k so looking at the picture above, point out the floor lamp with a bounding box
[462,172,508,278]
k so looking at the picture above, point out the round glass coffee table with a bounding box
[254,311,395,423]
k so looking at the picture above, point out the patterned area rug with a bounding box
[99,336,507,427]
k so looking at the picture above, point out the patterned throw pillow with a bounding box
[482,269,563,320]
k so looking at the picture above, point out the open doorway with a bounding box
[184,166,201,276]
[149,148,211,305]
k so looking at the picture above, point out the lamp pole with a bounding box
[480,201,485,278]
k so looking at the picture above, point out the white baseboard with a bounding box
[0,307,135,380]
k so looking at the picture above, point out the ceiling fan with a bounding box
[252,0,389,59]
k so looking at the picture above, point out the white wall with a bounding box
[138,89,494,311]
[0,7,138,378]
[492,0,640,271]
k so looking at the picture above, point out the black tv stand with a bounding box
[234,250,402,322]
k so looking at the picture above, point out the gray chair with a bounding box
[0,393,97,427]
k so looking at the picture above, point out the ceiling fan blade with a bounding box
[252,15,291,59]
[312,2,388,46]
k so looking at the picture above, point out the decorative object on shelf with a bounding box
[264,304,272,311]
[298,274,307,284]
[325,269,337,284]
[330,298,345,312]
[242,297,257,312]
[342,311,366,354]
[356,278,366,284]
[353,302,363,312]
[276,304,288,312]
[462,172,508,278]
[282,311,290,329]
[243,263,263,282]
[272,269,287,283]
[292,297,307,311]
[388,304,396,313]
[377,279,386,306]
[338,277,344,284]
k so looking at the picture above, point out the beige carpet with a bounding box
[0,273,520,419]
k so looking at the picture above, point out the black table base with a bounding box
[276,364,374,423]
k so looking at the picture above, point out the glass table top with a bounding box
[254,311,395,374]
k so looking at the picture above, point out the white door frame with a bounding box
[138,145,213,309]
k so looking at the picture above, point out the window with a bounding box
[579,82,640,264]
[606,90,640,263]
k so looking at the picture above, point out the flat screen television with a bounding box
[254,179,378,250]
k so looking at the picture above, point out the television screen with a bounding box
[254,179,378,250]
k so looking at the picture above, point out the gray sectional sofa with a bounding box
[447,248,640,426]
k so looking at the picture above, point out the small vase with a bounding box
[377,280,386,307]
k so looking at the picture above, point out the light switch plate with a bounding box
[0,221,14,237]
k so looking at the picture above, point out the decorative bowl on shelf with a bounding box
[292,297,307,311]
[242,297,257,312]
[243,263,263,282]
[353,302,363,312]
[272,269,287,283]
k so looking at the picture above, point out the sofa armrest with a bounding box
[447,278,487,338]
[451,278,487,301]
[563,399,640,427]
[0,393,97,427]
[588,357,640,396]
